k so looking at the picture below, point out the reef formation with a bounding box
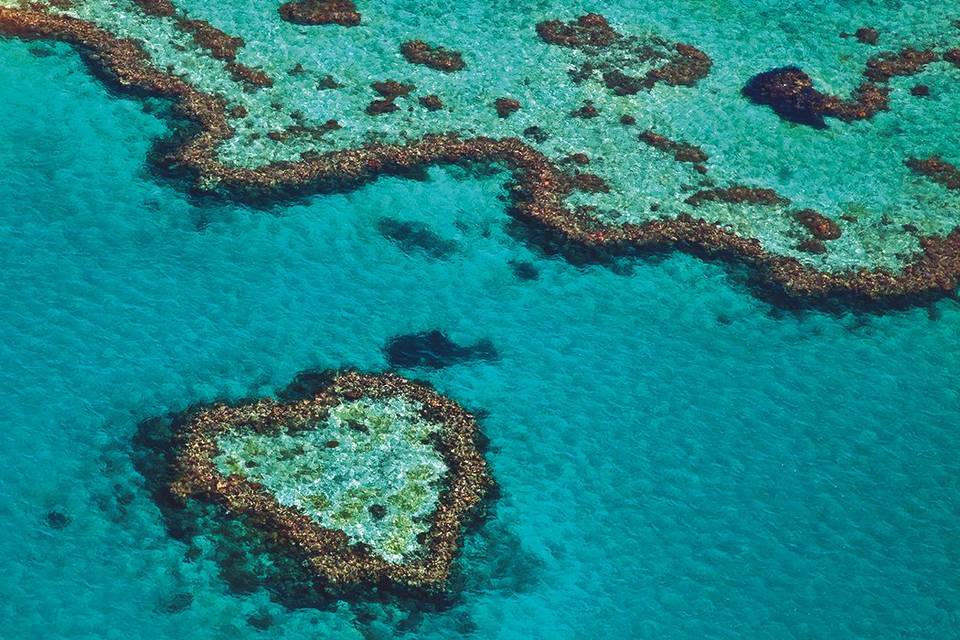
[167,371,490,591]
[1,1,960,306]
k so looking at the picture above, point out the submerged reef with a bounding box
[2,1,960,306]
[742,66,889,128]
[166,371,490,591]
[384,330,498,369]
[400,40,465,72]
[278,0,360,27]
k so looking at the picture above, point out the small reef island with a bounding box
[3,0,960,306]
[165,371,490,593]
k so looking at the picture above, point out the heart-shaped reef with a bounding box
[168,371,491,592]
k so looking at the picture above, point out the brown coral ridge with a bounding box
[175,18,244,61]
[278,0,360,27]
[169,371,491,590]
[743,66,889,128]
[906,156,960,190]
[639,130,708,165]
[3,6,960,306]
[864,47,936,82]
[400,40,465,72]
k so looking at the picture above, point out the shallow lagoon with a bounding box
[1,24,959,640]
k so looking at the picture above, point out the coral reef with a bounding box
[169,371,491,589]
[278,0,360,27]
[1,3,960,307]
[400,40,465,72]
[494,97,520,118]
[538,15,711,95]
[906,156,960,190]
[864,47,936,82]
[175,17,243,61]
[639,130,708,165]
[743,66,888,128]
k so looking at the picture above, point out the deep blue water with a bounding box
[1,37,959,639]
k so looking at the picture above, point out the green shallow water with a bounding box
[1,3,960,639]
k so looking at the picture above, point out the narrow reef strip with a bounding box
[638,130,708,165]
[170,371,491,590]
[2,7,959,306]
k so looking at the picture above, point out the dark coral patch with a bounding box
[795,209,842,240]
[494,97,520,118]
[522,126,549,143]
[225,62,273,89]
[798,239,827,254]
[509,260,540,281]
[742,66,888,128]
[384,330,498,369]
[366,82,414,116]
[372,79,415,98]
[537,13,710,95]
[535,13,617,49]
[854,27,879,45]
[569,172,610,193]
[906,156,960,190]
[400,40,465,72]
[419,94,443,111]
[46,510,70,529]
[570,100,599,119]
[278,0,360,27]
[366,99,398,115]
[945,48,960,68]
[649,43,713,87]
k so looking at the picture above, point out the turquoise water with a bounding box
[2,25,960,640]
